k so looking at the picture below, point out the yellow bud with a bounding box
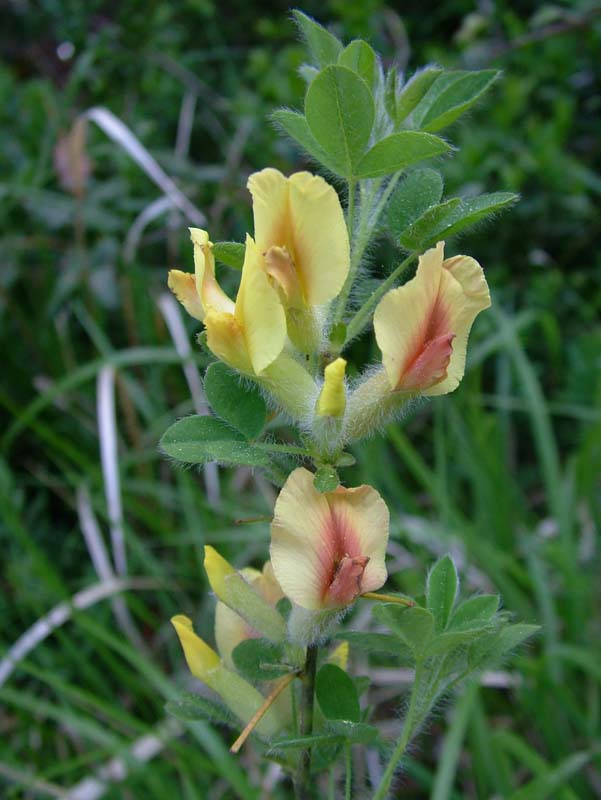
[170,615,220,685]
[204,546,286,642]
[171,614,284,736]
[328,641,349,670]
[204,545,235,599]
[316,358,347,417]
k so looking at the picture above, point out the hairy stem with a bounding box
[344,252,416,344]
[371,661,424,800]
[334,171,407,332]
[333,180,380,326]
[295,644,319,800]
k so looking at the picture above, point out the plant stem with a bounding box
[295,644,319,800]
[345,743,352,800]
[347,178,356,243]
[344,251,416,343]
[371,661,424,800]
[333,179,380,326]
[332,169,407,338]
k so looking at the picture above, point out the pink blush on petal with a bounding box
[317,506,370,607]
[397,291,454,390]
[399,332,455,391]
[328,555,370,606]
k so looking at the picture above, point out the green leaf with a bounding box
[204,362,266,439]
[160,416,271,467]
[429,192,518,240]
[305,65,374,178]
[427,555,458,631]
[232,639,290,681]
[313,465,339,493]
[424,627,495,657]
[450,595,499,631]
[356,131,450,179]
[398,197,462,250]
[468,623,539,669]
[165,692,235,726]
[373,604,434,657]
[338,40,377,89]
[326,720,379,744]
[336,631,412,659]
[212,241,245,270]
[316,664,360,722]
[399,192,517,249]
[412,69,499,132]
[293,10,343,68]
[395,66,443,125]
[386,167,444,239]
[272,109,343,174]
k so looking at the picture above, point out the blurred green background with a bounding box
[1,1,600,798]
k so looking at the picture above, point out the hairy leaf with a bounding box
[316,664,361,722]
[204,362,266,439]
[305,65,374,177]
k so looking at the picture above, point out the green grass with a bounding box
[2,2,601,798]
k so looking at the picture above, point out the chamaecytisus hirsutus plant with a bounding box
[160,10,537,799]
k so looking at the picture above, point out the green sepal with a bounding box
[313,465,340,493]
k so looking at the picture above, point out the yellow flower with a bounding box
[204,546,287,642]
[270,468,389,610]
[214,562,284,670]
[374,241,491,395]
[168,229,286,375]
[315,358,347,418]
[171,615,283,736]
[248,168,350,351]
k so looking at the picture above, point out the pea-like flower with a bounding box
[248,168,350,352]
[270,468,389,610]
[214,561,284,670]
[171,550,290,737]
[171,615,285,737]
[374,241,491,395]
[168,229,286,375]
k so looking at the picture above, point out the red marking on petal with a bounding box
[399,332,455,391]
[397,288,455,391]
[329,555,370,606]
[317,506,370,607]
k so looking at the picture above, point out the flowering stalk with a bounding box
[159,12,532,799]
[295,644,318,800]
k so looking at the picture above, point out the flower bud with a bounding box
[171,615,282,736]
[316,358,347,418]
[204,546,286,643]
